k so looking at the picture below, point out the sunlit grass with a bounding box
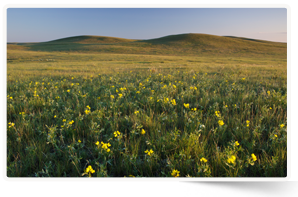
[7,68,286,177]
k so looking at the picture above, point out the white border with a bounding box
[2,0,295,189]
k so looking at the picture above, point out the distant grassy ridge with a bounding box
[45,35,138,44]
[8,33,286,58]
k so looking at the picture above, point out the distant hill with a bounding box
[45,35,138,44]
[8,33,286,58]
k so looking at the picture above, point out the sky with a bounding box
[7,8,287,43]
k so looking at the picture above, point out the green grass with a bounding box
[9,33,286,58]
[6,33,287,177]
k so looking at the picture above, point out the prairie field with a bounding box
[6,34,287,177]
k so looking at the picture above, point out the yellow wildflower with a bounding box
[218,120,224,126]
[85,165,95,177]
[251,154,257,161]
[235,141,240,146]
[78,140,81,143]
[280,124,285,128]
[200,157,208,163]
[227,155,236,164]
[215,111,220,117]
[114,131,121,137]
[8,122,15,128]
[141,129,146,135]
[170,99,176,105]
[184,103,189,108]
[164,97,169,103]
[171,169,180,177]
[145,149,154,156]
[246,120,250,127]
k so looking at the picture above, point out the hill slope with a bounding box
[8,34,287,58]
[45,35,138,44]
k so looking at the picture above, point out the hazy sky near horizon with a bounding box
[7,8,287,43]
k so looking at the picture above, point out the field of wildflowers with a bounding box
[7,69,287,177]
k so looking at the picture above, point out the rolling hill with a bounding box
[7,33,287,58]
[44,35,138,44]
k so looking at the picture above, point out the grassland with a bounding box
[7,34,287,177]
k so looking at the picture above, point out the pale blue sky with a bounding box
[7,8,287,42]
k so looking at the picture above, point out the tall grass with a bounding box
[7,69,287,177]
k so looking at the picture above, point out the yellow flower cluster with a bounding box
[251,153,257,161]
[227,155,236,164]
[184,103,189,108]
[33,90,39,97]
[85,105,91,114]
[235,141,240,146]
[200,157,208,163]
[68,120,74,125]
[114,131,121,137]
[96,141,111,152]
[145,149,154,156]
[218,120,224,126]
[118,93,123,98]
[8,122,15,128]
[246,120,250,127]
[171,99,176,105]
[171,169,180,177]
[164,97,169,103]
[85,165,95,177]
[119,87,126,92]
[134,111,139,115]
[215,111,221,117]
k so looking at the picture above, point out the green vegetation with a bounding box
[7,33,287,177]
